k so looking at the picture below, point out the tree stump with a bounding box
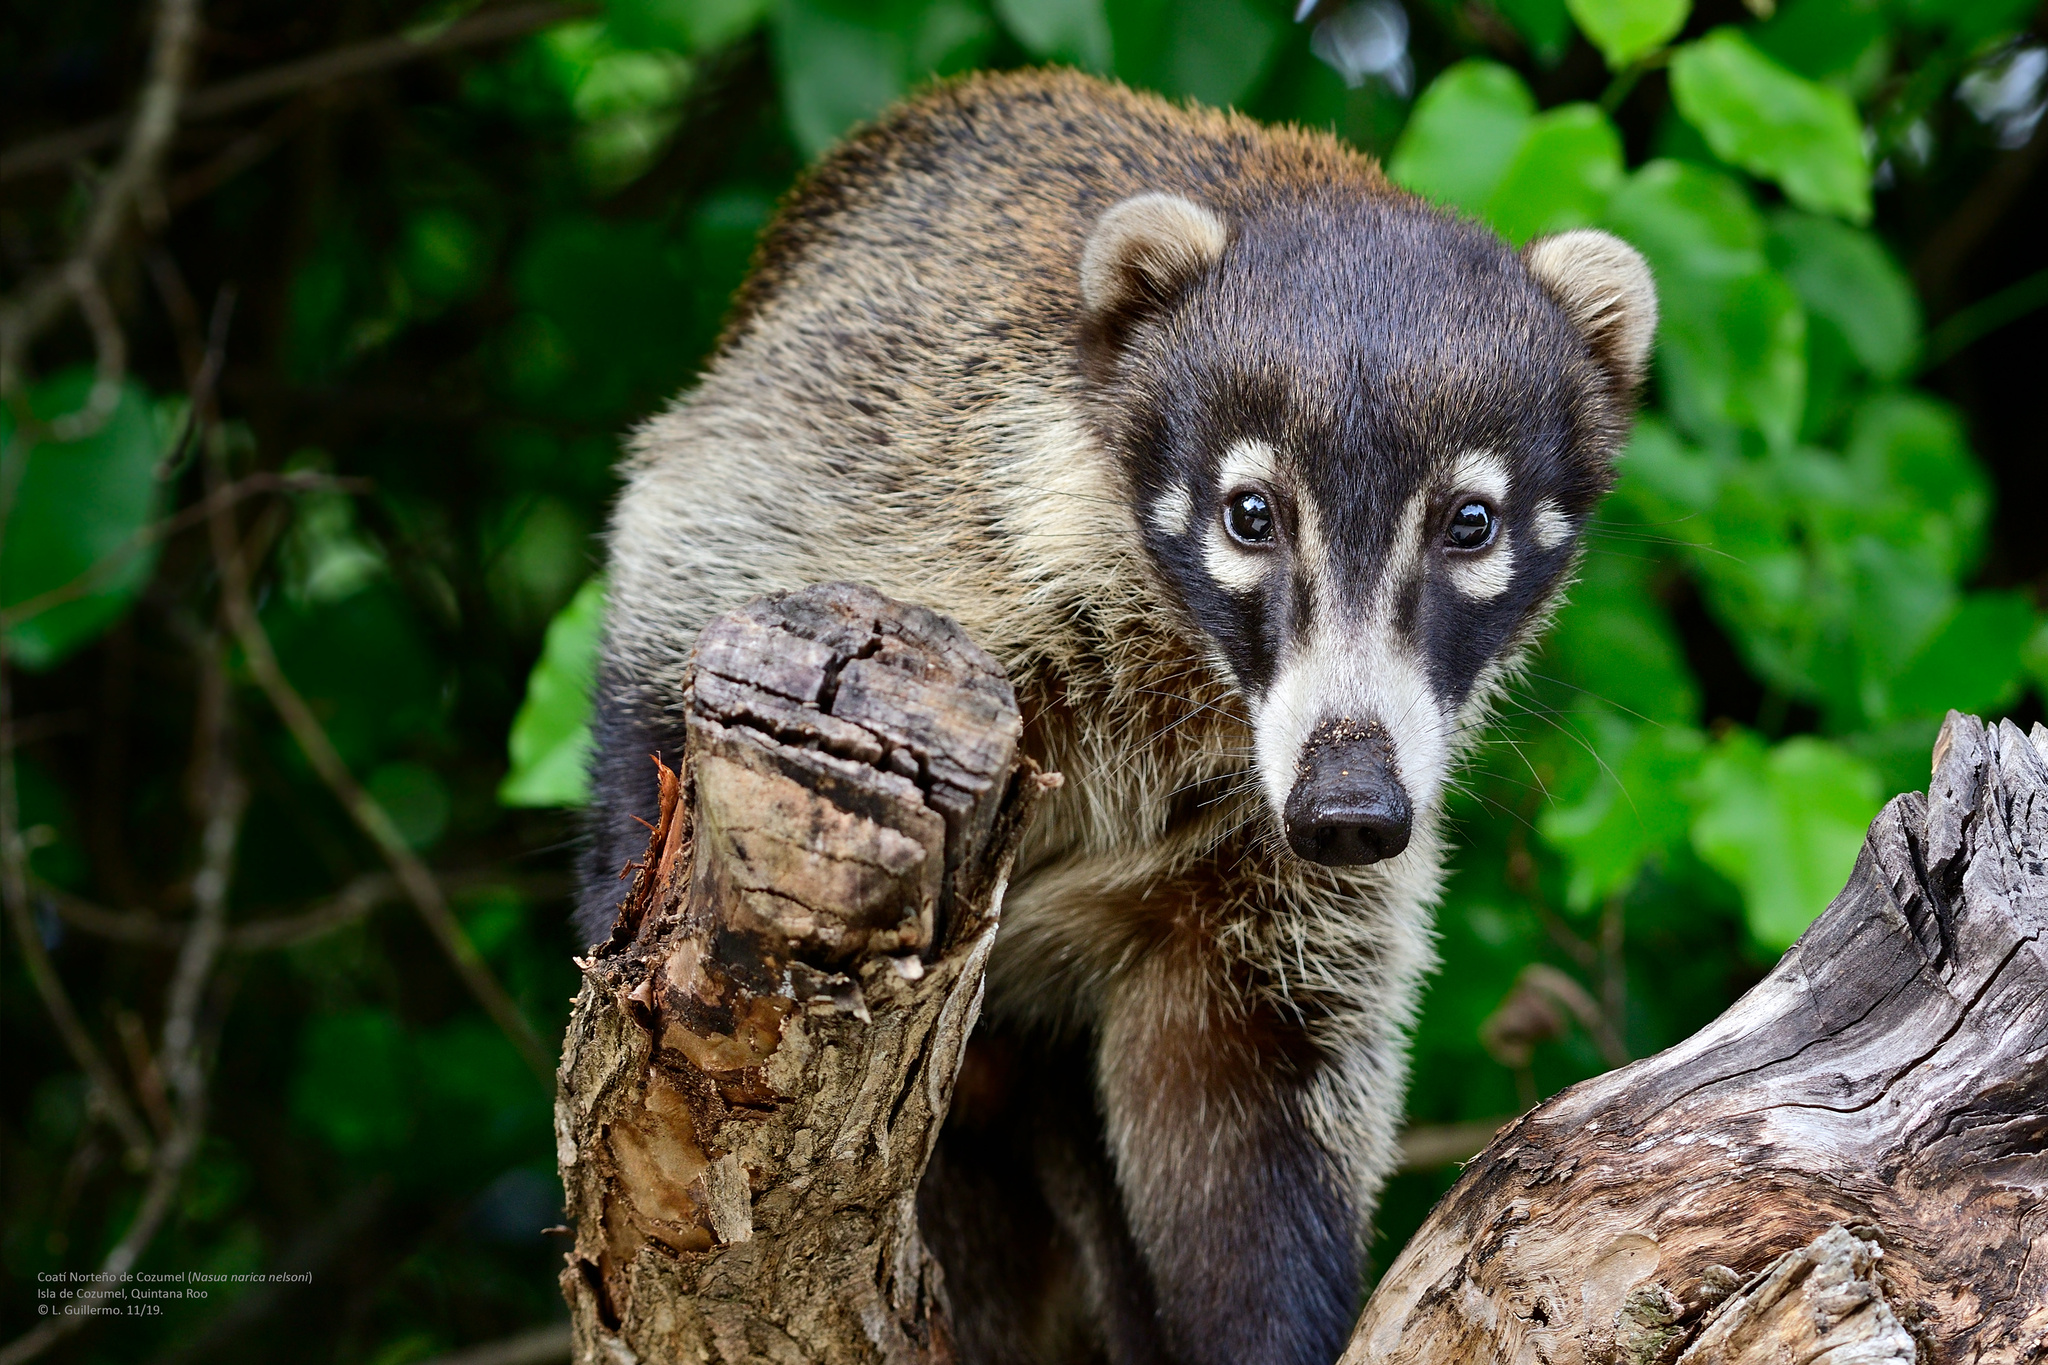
[555,583,1055,1365]
[1345,711,2048,1363]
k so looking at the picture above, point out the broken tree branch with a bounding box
[0,0,201,404]
[556,582,1053,1365]
[1345,710,2048,1363]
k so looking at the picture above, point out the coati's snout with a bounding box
[1283,720,1411,866]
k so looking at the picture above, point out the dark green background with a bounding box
[3,0,2045,1358]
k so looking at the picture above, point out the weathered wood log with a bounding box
[1346,711,2048,1363]
[555,582,1055,1365]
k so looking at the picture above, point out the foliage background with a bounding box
[2,0,2045,1359]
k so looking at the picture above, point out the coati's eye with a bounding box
[1224,491,1276,546]
[1445,500,1496,552]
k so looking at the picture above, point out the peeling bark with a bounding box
[1344,711,2048,1364]
[556,583,1054,1365]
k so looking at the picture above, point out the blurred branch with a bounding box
[1914,107,2048,312]
[196,387,553,1081]
[0,471,367,634]
[147,1181,388,1365]
[0,1,596,184]
[41,866,566,951]
[1395,1118,1513,1173]
[44,263,129,443]
[165,98,318,211]
[0,634,245,1365]
[114,1010,176,1140]
[1918,264,2048,368]
[1482,962,1631,1073]
[0,0,201,409]
[226,873,399,950]
[1505,831,1599,970]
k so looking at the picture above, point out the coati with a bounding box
[579,69,1655,1365]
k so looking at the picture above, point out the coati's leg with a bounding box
[922,1033,1168,1365]
[1094,938,1363,1365]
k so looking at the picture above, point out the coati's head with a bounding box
[1076,190,1656,868]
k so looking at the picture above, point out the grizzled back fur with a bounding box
[582,68,1652,1365]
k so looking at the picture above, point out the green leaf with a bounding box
[367,761,452,850]
[2023,618,2048,700]
[1540,716,1706,910]
[1544,545,1700,725]
[501,575,606,808]
[1750,0,1891,98]
[263,583,446,769]
[1674,268,1808,448]
[1603,158,1765,278]
[995,0,1112,70]
[1842,392,1987,581]
[508,215,698,416]
[1484,103,1625,245]
[1565,0,1689,70]
[403,208,492,302]
[1619,403,1998,731]
[1690,732,1883,950]
[1387,61,1536,215]
[1886,592,2034,721]
[0,371,166,670]
[1891,0,2037,44]
[1605,161,1807,445]
[1669,28,1871,223]
[772,0,996,159]
[486,495,591,631]
[1766,211,1919,380]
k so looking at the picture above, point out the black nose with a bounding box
[1283,725,1412,867]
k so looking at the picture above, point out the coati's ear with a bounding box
[1079,193,1229,327]
[1522,229,1658,393]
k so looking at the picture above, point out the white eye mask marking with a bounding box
[1203,438,1282,593]
[1532,499,1572,550]
[1447,530,1515,600]
[1151,485,1193,537]
[1204,527,1269,592]
[1448,450,1512,505]
[1216,437,1278,494]
[1443,450,1516,601]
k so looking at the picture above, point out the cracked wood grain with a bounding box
[1344,711,2048,1364]
[556,583,1054,1365]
